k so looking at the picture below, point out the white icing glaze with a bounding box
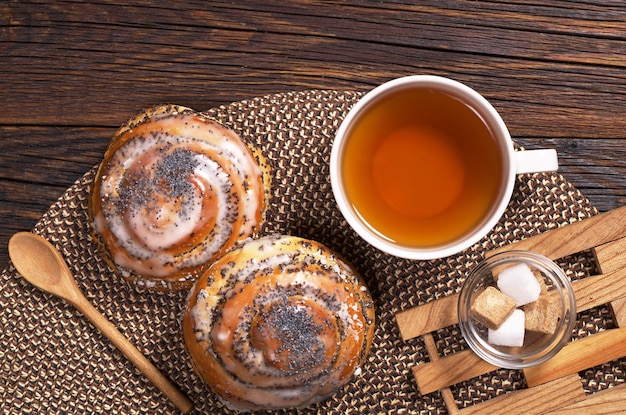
[183,235,376,412]
[92,108,264,285]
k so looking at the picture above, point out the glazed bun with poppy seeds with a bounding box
[89,104,269,291]
[182,234,375,412]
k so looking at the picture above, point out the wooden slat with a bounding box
[397,298,460,341]
[523,328,626,388]
[571,268,626,312]
[596,237,626,328]
[395,295,458,341]
[421,333,459,414]
[458,374,585,415]
[610,298,626,329]
[544,382,626,415]
[412,349,497,395]
[488,205,626,261]
[594,236,626,274]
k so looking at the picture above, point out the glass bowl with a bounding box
[458,250,576,369]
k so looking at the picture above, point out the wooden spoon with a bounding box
[8,232,194,414]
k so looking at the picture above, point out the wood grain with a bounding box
[458,374,585,415]
[594,236,626,275]
[421,334,459,414]
[395,295,458,341]
[544,382,626,415]
[488,205,626,260]
[596,237,626,330]
[1,1,625,272]
[412,349,497,395]
[523,327,626,388]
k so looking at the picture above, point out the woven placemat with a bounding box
[1,90,623,414]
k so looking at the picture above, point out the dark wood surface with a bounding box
[1,1,625,273]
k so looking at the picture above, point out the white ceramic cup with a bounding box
[330,75,558,260]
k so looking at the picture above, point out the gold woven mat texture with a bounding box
[1,90,623,414]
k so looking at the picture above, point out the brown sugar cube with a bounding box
[470,286,517,330]
[532,269,548,294]
[525,294,560,334]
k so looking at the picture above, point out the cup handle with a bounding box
[514,149,558,174]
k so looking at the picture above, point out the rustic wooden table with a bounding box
[1,1,625,275]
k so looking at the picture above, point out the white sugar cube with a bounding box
[488,309,525,347]
[497,263,541,306]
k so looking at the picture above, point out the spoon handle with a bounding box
[71,293,194,413]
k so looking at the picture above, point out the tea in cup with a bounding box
[330,75,558,259]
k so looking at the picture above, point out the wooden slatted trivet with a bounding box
[395,206,626,414]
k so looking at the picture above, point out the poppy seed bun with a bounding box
[182,234,375,412]
[89,104,269,290]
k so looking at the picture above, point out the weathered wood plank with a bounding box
[544,382,626,415]
[2,1,626,138]
[1,1,625,275]
[458,374,585,415]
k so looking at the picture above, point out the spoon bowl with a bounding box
[9,232,81,304]
[8,232,193,414]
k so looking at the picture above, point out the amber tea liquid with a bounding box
[341,88,504,248]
